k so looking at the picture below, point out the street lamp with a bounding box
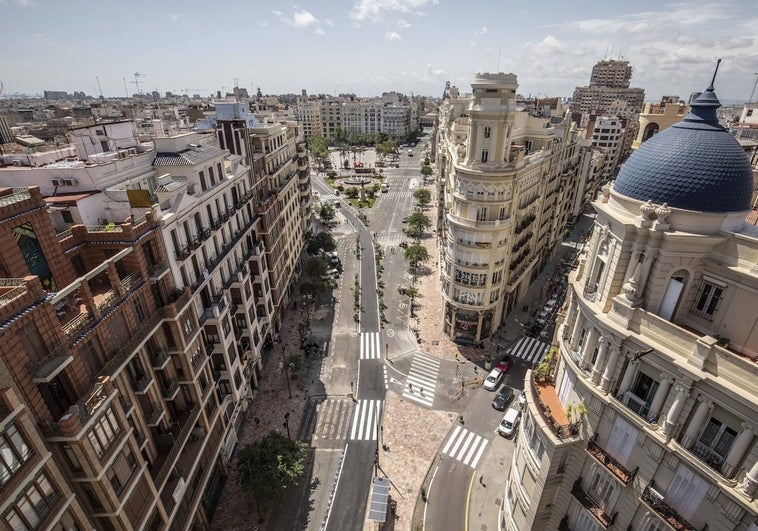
[283,347,294,399]
[283,412,291,440]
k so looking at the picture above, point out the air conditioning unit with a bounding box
[63,178,77,186]
[51,178,63,186]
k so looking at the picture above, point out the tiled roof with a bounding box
[614,86,753,213]
[153,146,226,167]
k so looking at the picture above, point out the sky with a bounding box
[1,0,757,103]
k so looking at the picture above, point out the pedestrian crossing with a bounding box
[299,398,354,443]
[507,336,551,365]
[350,399,383,441]
[360,332,382,360]
[377,232,407,248]
[402,352,440,407]
[441,425,489,468]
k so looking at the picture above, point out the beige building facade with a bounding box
[503,82,758,531]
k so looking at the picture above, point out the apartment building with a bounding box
[294,91,322,139]
[437,73,592,344]
[152,132,272,460]
[503,82,758,531]
[590,116,627,181]
[0,186,224,530]
[572,59,645,117]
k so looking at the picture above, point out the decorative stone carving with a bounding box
[640,200,657,221]
[622,258,643,306]
[653,202,672,231]
[601,182,611,202]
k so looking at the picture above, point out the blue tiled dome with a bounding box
[614,86,753,213]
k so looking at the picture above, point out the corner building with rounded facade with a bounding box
[504,81,758,530]
[437,73,594,344]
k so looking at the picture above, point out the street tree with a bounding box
[303,256,329,277]
[413,188,431,208]
[318,203,336,222]
[404,224,422,241]
[306,135,329,161]
[404,285,419,317]
[404,243,430,277]
[306,232,337,255]
[407,211,432,233]
[420,164,433,178]
[237,431,308,512]
[344,187,360,199]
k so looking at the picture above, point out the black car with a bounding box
[491,386,514,411]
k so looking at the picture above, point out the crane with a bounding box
[130,72,146,94]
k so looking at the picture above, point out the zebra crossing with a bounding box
[349,399,383,441]
[508,336,551,365]
[360,332,382,360]
[377,232,407,248]
[299,398,354,443]
[402,352,440,407]
[441,425,489,468]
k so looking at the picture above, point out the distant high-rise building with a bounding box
[572,59,645,116]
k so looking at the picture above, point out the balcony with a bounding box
[30,343,73,383]
[148,261,169,280]
[99,308,163,377]
[133,374,154,394]
[175,247,191,261]
[530,371,580,440]
[150,351,170,370]
[571,477,617,528]
[161,380,180,400]
[586,434,638,485]
[145,407,165,427]
[640,483,697,531]
[676,433,737,479]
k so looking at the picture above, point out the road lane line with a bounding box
[423,464,440,531]
[464,469,475,531]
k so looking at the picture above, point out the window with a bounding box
[0,422,33,486]
[588,470,617,511]
[483,126,491,138]
[88,408,120,457]
[4,472,58,529]
[691,278,724,320]
[606,416,637,465]
[481,150,488,163]
[665,465,708,520]
[61,210,74,224]
[696,418,736,464]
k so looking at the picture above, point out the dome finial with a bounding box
[707,58,721,92]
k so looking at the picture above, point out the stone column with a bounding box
[616,357,637,397]
[600,342,621,393]
[591,337,609,385]
[682,398,713,448]
[564,294,577,338]
[661,384,690,438]
[580,327,598,370]
[569,312,584,351]
[725,424,755,476]
[648,375,672,422]
[738,459,758,500]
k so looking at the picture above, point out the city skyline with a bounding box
[1,0,757,102]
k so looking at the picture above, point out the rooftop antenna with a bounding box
[131,72,145,94]
[96,76,104,99]
[707,58,721,91]
[497,45,502,72]
[122,77,129,98]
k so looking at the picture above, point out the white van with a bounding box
[498,407,521,438]
[408,149,413,157]
[484,367,503,391]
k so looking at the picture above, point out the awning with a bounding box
[368,477,390,522]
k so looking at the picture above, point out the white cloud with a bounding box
[349,0,439,23]
[271,10,283,16]
[169,13,182,22]
[385,31,403,42]
[396,19,411,28]
[324,18,334,26]
[257,19,269,27]
[291,10,319,27]
[314,27,326,35]
[474,26,487,37]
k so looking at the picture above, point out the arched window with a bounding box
[658,269,689,321]
[642,123,659,142]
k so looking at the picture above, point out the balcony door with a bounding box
[665,465,708,520]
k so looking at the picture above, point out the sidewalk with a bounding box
[210,301,330,530]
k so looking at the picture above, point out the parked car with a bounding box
[402,216,408,223]
[536,311,550,326]
[484,367,504,391]
[498,407,521,438]
[491,386,514,411]
[496,356,514,373]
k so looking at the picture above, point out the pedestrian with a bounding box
[408,382,413,392]
[479,475,485,486]
[420,387,424,397]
